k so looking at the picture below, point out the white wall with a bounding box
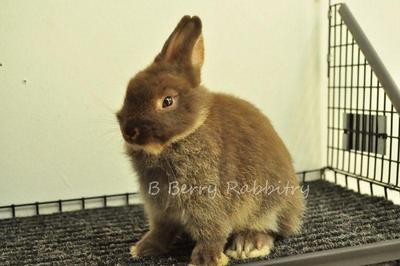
[0,0,323,206]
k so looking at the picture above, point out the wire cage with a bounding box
[325,3,400,203]
[1,2,400,266]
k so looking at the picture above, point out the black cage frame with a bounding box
[326,3,400,202]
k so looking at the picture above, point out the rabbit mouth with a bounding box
[120,122,168,147]
[122,109,209,155]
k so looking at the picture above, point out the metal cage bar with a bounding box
[0,192,137,219]
[327,3,400,200]
[240,239,400,266]
[339,4,400,114]
[0,168,323,219]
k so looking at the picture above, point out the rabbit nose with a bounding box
[123,126,139,142]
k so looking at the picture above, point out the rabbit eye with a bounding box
[162,96,174,108]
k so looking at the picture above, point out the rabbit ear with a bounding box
[191,33,204,70]
[156,16,191,63]
[156,16,204,76]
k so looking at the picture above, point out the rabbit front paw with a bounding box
[189,241,229,266]
[225,231,274,259]
[130,231,169,258]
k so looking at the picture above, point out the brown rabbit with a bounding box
[117,16,305,266]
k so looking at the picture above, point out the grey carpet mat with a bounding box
[1,180,400,265]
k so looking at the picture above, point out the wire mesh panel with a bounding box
[327,3,400,201]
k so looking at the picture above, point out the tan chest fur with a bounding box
[130,129,223,222]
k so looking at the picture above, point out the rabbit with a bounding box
[116,15,305,266]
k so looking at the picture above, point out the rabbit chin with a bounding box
[125,141,165,155]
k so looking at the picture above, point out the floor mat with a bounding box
[1,180,400,265]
